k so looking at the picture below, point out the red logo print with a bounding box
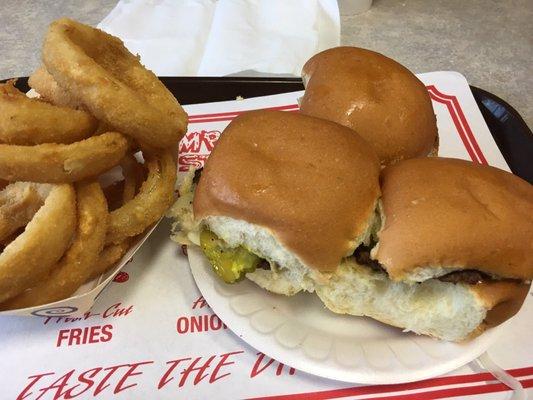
[178,130,220,171]
[113,272,129,283]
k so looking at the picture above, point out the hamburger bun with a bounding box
[316,157,532,341]
[300,46,438,165]
[316,259,530,341]
[194,110,381,290]
[374,157,533,282]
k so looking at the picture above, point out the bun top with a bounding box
[300,46,438,165]
[471,280,530,333]
[374,157,533,281]
[194,110,381,272]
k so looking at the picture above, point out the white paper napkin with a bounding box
[98,0,340,76]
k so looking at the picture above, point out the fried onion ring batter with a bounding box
[121,153,145,203]
[1,181,107,309]
[106,151,176,244]
[28,66,84,109]
[0,182,50,241]
[42,18,188,149]
[0,184,76,302]
[0,132,128,183]
[87,239,132,283]
[0,81,97,145]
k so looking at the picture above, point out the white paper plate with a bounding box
[188,246,504,384]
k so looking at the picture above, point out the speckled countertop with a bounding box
[1,0,531,127]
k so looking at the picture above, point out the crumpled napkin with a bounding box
[98,0,340,76]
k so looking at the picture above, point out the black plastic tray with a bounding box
[8,76,532,183]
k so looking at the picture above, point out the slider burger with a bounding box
[316,157,533,341]
[169,109,381,294]
[300,46,439,165]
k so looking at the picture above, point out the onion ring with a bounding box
[0,132,128,183]
[103,180,126,212]
[0,182,50,242]
[42,18,188,149]
[86,239,131,283]
[102,153,144,211]
[121,153,145,203]
[0,81,97,145]
[1,181,107,309]
[106,151,176,244]
[28,66,83,109]
[0,184,76,302]
[0,231,20,250]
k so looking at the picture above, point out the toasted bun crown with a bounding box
[300,46,438,165]
[375,158,533,281]
[194,110,381,272]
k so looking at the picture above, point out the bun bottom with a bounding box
[203,212,377,291]
[315,260,529,342]
[246,268,303,296]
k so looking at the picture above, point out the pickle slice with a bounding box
[200,229,260,283]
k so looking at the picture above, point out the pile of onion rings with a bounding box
[0,18,185,310]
